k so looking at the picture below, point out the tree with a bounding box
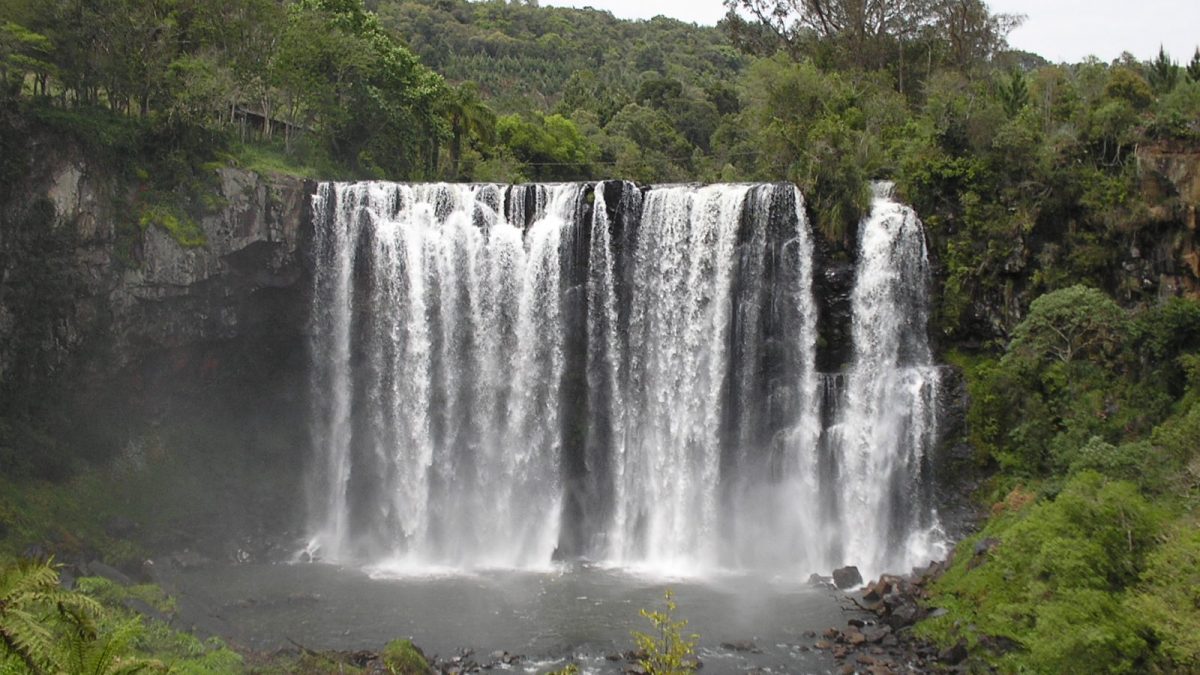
[636,77,683,110]
[439,81,496,179]
[272,0,446,175]
[932,0,1024,73]
[1104,67,1154,110]
[723,0,936,68]
[1187,47,1200,83]
[1149,45,1179,93]
[723,0,1021,84]
[496,112,594,180]
[0,19,53,98]
[997,68,1028,117]
[1008,285,1126,365]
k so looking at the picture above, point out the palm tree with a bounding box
[440,81,497,179]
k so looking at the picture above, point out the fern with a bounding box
[1,559,162,675]
[0,558,94,674]
[58,617,164,675]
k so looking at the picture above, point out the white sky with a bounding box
[538,0,1200,64]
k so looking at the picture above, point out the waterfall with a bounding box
[826,183,945,579]
[613,185,748,571]
[305,180,943,578]
[305,182,583,569]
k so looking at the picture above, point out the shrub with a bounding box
[1130,523,1200,670]
[920,472,1161,672]
[631,590,698,675]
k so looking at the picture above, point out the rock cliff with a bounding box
[1,153,311,399]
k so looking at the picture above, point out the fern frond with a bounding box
[2,606,60,673]
[59,616,164,675]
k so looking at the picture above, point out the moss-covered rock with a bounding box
[382,639,431,675]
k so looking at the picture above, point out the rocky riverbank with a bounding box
[807,561,977,675]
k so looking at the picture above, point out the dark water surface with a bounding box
[169,562,858,674]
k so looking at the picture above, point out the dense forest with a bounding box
[2,0,1200,672]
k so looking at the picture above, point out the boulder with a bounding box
[807,573,834,587]
[122,597,168,623]
[832,566,862,589]
[968,538,1000,570]
[938,640,969,665]
[720,639,759,653]
[891,601,919,625]
[863,625,892,643]
[86,560,132,586]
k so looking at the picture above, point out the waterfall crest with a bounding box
[306,180,943,578]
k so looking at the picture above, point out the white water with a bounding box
[306,182,582,570]
[826,183,946,579]
[305,180,943,579]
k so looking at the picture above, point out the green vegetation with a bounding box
[137,204,206,249]
[0,557,248,674]
[0,472,145,568]
[381,639,430,675]
[0,558,169,674]
[920,288,1200,672]
[631,590,699,675]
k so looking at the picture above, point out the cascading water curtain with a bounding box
[306,182,582,570]
[825,183,946,579]
[305,180,943,578]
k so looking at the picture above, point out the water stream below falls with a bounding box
[304,180,946,581]
[169,562,859,674]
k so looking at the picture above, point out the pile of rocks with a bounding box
[427,649,524,674]
[615,648,703,673]
[809,561,974,674]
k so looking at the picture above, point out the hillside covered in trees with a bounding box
[3,0,1200,672]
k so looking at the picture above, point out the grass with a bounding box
[223,139,347,181]
[138,202,207,248]
[0,471,145,567]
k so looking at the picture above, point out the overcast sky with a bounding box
[539,0,1200,64]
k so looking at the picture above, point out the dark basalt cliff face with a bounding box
[0,156,312,397]
[0,140,317,554]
